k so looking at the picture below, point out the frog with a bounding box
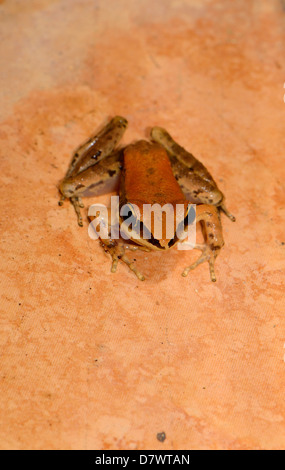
[58,116,235,282]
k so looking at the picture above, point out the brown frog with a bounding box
[59,116,235,281]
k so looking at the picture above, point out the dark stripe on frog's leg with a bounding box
[151,127,235,221]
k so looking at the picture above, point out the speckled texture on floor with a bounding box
[0,0,285,450]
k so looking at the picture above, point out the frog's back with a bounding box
[123,140,186,207]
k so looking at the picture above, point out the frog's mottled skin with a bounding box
[59,116,235,281]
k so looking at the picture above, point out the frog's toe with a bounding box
[111,258,119,273]
[219,201,235,222]
[78,197,85,209]
[120,253,145,281]
[58,194,66,206]
[71,197,84,226]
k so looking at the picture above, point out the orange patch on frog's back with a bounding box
[123,140,187,208]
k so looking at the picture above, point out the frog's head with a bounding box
[119,201,195,250]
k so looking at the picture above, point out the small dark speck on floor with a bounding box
[156,431,166,442]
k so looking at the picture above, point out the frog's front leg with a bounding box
[182,204,224,282]
[100,238,146,281]
[151,127,235,222]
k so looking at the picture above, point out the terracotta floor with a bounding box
[1,0,285,450]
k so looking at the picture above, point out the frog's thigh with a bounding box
[60,153,121,226]
[175,173,223,206]
[64,115,127,179]
[151,127,235,221]
[183,204,224,282]
[60,164,121,199]
[174,169,235,221]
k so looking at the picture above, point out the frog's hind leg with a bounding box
[151,126,235,222]
[65,115,128,179]
[182,243,217,282]
[58,116,127,212]
[60,150,122,226]
[182,204,224,282]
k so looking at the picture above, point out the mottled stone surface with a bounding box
[0,0,284,450]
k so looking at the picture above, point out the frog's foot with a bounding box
[70,196,84,227]
[182,243,218,282]
[182,204,224,282]
[101,240,145,281]
[219,201,236,222]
